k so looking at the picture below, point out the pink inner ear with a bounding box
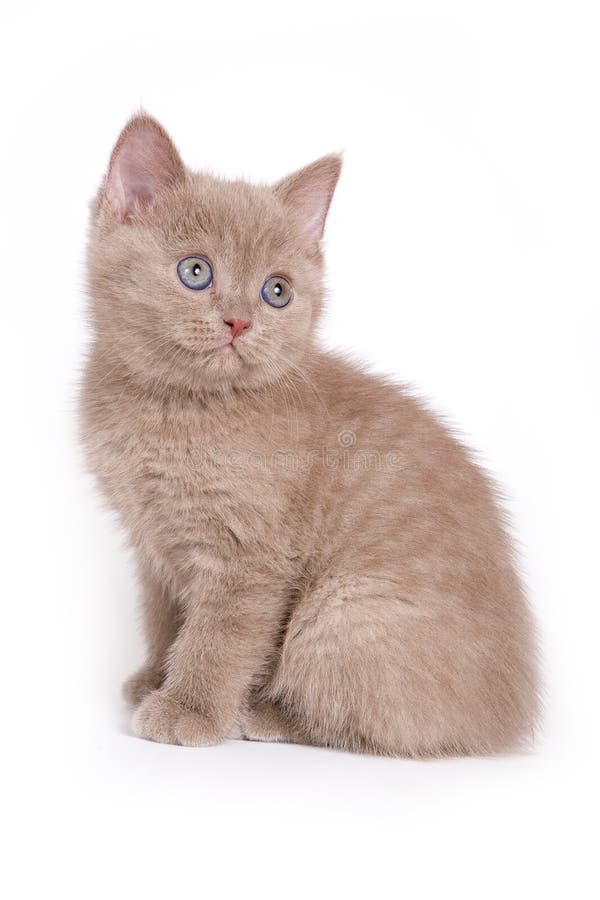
[105,118,183,221]
[275,155,342,246]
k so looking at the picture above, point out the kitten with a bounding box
[80,113,539,756]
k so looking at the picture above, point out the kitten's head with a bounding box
[88,114,340,393]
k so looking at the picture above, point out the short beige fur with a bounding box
[80,114,539,756]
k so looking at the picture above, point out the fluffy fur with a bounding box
[80,114,539,756]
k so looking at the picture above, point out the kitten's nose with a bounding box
[224,317,251,340]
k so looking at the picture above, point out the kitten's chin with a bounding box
[191,342,259,392]
[206,343,245,373]
[198,348,296,395]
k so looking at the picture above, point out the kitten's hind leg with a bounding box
[235,701,308,746]
[269,574,537,757]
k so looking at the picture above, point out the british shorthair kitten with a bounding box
[80,114,539,756]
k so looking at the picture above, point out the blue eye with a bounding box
[261,275,293,308]
[177,257,213,290]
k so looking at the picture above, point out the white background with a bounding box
[1,1,598,897]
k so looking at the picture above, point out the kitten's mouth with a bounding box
[218,340,245,361]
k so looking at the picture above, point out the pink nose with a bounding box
[224,317,251,340]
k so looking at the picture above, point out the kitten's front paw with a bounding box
[122,665,164,707]
[132,691,224,747]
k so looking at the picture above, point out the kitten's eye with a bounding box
[261,275,293,309]
[177,257,213,291]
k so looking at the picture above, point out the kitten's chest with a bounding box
[96,394,294,576]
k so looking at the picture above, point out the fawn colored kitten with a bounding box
[80,114,539,756]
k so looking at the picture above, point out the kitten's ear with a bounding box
[274,154,342,248]
[102,113,185,221]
